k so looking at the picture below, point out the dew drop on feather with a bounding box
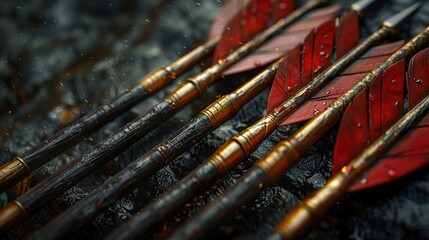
[341,165,352,173]
[313,109,320,116]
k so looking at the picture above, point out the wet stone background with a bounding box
[0,0,428,239]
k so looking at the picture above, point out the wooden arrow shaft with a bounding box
[272,89,429,240]
[0,37,219,193]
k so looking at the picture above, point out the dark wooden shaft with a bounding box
[0,36,219,193]
[109,161,220,240]
[31,56,280,240]
[31,114,215,240]
[20,100,175,210]
[167,24,429,240]
[167,167,270,240]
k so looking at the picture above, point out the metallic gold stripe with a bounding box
[15,156,31,174]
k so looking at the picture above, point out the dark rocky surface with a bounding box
[0,0,428,239]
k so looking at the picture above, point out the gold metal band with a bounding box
[138,67,172,94]
[15,156,31,174]
[0,200,28,232]
[0,156,32,190]
[201,94,240,128]
[12,200,28,217]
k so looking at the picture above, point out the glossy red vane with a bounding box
[332,59,405,175]
[301,30,315,84]
[267,44,302,113]
[351,48,429,191]
[208,0,252,39]
[335,11,360,60]
[312,18,336,76]
[212,0,295,63]
[266,18,336,113]
[222,4,342,75]
[281,41,404,126]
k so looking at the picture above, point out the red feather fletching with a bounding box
[349,47,429,191]
[335,11,360,60]
[333,59,406,176]
[266,18,337,113]
[208,0,253,39]
[220,4,342,75]
[212,0,295,64]
[281,41,404,125]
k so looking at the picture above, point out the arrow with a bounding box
[271,47,429,239]
[28,4,343,239]
[0,0,327,233]
[166,5,428,240]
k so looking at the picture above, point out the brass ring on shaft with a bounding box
[12,200,28,217]
[14,156,31,175]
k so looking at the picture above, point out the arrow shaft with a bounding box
[271,89,429,240]
[0,36,219,193]
[0,1,328,233]
[30,58,281,240]
[167,25,429,240]
[107,14,398,240]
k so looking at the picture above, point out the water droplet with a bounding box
[415,79,423,84]
[279,3,287,9]
[388,170,396,176]
[323,32,328,38]
[369,94,375,102]
[357,122,362,127]
[320,44,325,49]
[391,79,396,83]
[322,102,327,106]
[254,61,262,67]
[218,58,228,64]
[314,66,322,73]
[313,109,320,116]
[325,91,331,95]
[320,51,326,56]
[360,178,368,185]
[395,101,400,107]
[275,47,279,52]
[287,86,291,91]
[342,165,352,173]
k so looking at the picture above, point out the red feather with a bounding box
[332,59,405,175]
[208,0,253,39]
[281,41,404,125]
[266,8,359,114]
[221,4,342,75]
[266,18,336,113]
[335,11,360,60]
[349,48,429,190]
[212,0,295,64]
[267,44,302,113]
